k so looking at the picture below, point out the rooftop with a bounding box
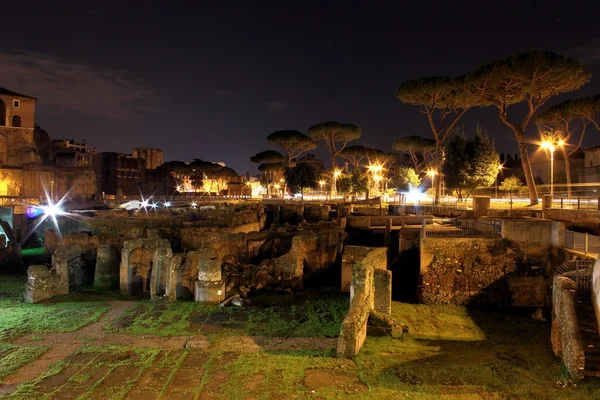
[0,88,36,100]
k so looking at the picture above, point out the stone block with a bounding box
[195,280,225,304]
[304,205,330,222]
[23,265,54,303]
[373,268,392,315]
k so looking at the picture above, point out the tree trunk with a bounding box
[563,148,572,198]
[516,134,539,205]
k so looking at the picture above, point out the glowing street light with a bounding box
[541,130,565,197]
[319,180,325,197]
[164,201,171,208]
[333,170,341,198]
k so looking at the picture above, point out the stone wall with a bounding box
[551,275,585,380]
[52,243,96,287]
[593,257,600,334]
[500,218,561,247]
[120,235,171,295]
[419,237,563,305]
[261,225,344,288]
[337,247,393,358]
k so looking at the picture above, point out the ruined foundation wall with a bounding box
[419,237,564,306]
[551,276,585,380]
[337,247,390,358]
[593,257,600,334]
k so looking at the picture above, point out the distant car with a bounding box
[118,200,143,210]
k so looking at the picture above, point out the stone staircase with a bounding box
[576,303,600,378]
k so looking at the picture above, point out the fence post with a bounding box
[585,233,589,254]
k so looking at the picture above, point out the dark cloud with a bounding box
[265,100,286,111]
[216,90,232,96]
[0,51,161,120]
[565,40,600,66]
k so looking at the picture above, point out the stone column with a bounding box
[195,248,225,304]
[150,247,173,298]
[165,255,183,301]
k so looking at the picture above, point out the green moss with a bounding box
[0,342,47,379]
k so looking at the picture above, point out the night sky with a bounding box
[2,0,600,174]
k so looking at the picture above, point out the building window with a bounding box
[12,115,21,127]
[13,100,20,108]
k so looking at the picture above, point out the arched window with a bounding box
[11,115,21,127]
[0,101,5,126]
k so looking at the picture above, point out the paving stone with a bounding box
[69,366,110,386]
[159,391,197,400]
[35,366,81,392]
[168,368,204,391]
[47,386,88,400]
[200,324,226,334]
[125,389,160,400]
[181,351,210,368]
[136,368,171,389]
[206,312,229,324]
[185,336,210,350]
[101,365,140,387]
[64,351,98,365]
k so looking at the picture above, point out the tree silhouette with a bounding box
[392,135,436,174]
[284,162,319,200]
[309,121,361,197]
[536,95,600,197]
[396,76,481,204]
[469,50,590,204]
[267,130,318,163]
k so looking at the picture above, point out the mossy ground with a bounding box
[0,274,112,379]
[108,291,349,338]
[1,273,600,398]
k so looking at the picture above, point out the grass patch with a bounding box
[109,293,348,338]
[0,342,47,380]
[0,274,112,341]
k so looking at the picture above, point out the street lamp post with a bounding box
[319,180,325,198]
[541,131,565,198]
[333,170,341,199]
[495,164,503,199]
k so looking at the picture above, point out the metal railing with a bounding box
[422,217,502,238]
[555,259,594,303]
[550,197,600,211]
[563,230,600,255]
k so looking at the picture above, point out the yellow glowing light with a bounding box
[427,170,437,176]
[319,180,325,186]
[273,184,281,189]
[176,185,181,191]
[497,164,503,170]
[541,141,553,150]
[557,140,565,147]
[334,170,341,177]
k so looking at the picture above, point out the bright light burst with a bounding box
[23,182,85,243]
